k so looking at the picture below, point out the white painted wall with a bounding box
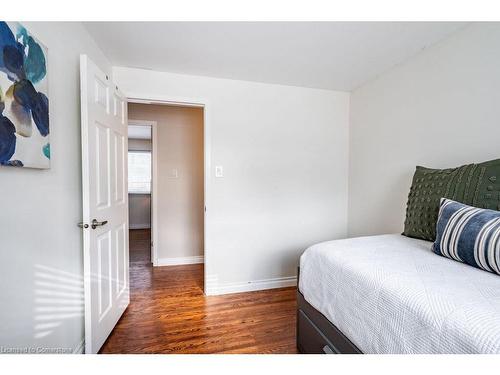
[0,23,111,352]
[348,23,500,237]
[128,104,204,263]
[114,67,350,293]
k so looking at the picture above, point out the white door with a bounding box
[80,55,129,354]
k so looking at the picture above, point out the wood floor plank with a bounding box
[99,230,298,354]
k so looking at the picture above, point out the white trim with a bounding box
[73,339,85,354]
[128,119,158,267]
[125,93,210,296]
[80,54,93,355]
[128,97,204,108]
[156,255,204,266]
[205,274,218,295]
[129,224,151,230]
[205,276,297,296]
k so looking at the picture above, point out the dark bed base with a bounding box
[296,269,362,354]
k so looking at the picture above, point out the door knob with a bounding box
[91,219,108,229]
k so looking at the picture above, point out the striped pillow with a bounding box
[433,198,500,275]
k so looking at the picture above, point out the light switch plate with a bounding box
[215,166,224,178]
[169,168,178,178]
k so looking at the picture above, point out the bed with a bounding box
[297,234,500,354]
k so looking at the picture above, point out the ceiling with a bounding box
[85,22,468,91]
[128,125,151,140]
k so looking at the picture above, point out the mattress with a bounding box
[299,234,500,354]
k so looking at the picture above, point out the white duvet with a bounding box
[299,234,500,354]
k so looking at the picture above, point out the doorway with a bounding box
[127,122,155,266]
[127,103,205,287]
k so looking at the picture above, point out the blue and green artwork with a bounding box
[0,22,49,169]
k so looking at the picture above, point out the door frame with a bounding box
[127,95,211,295]
[127,119,158,265]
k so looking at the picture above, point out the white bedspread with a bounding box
[299,234,500,354]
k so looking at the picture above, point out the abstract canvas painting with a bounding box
[0,22,49,169]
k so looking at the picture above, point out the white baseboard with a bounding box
[73,339,85,354]
[156,255,204,266]
[205,275,297,296]
[129,224,151,230]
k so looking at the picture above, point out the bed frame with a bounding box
[296,268,362,354]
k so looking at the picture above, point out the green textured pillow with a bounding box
[403,158,500,241]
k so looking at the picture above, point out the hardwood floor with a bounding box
[99,229,298,354]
